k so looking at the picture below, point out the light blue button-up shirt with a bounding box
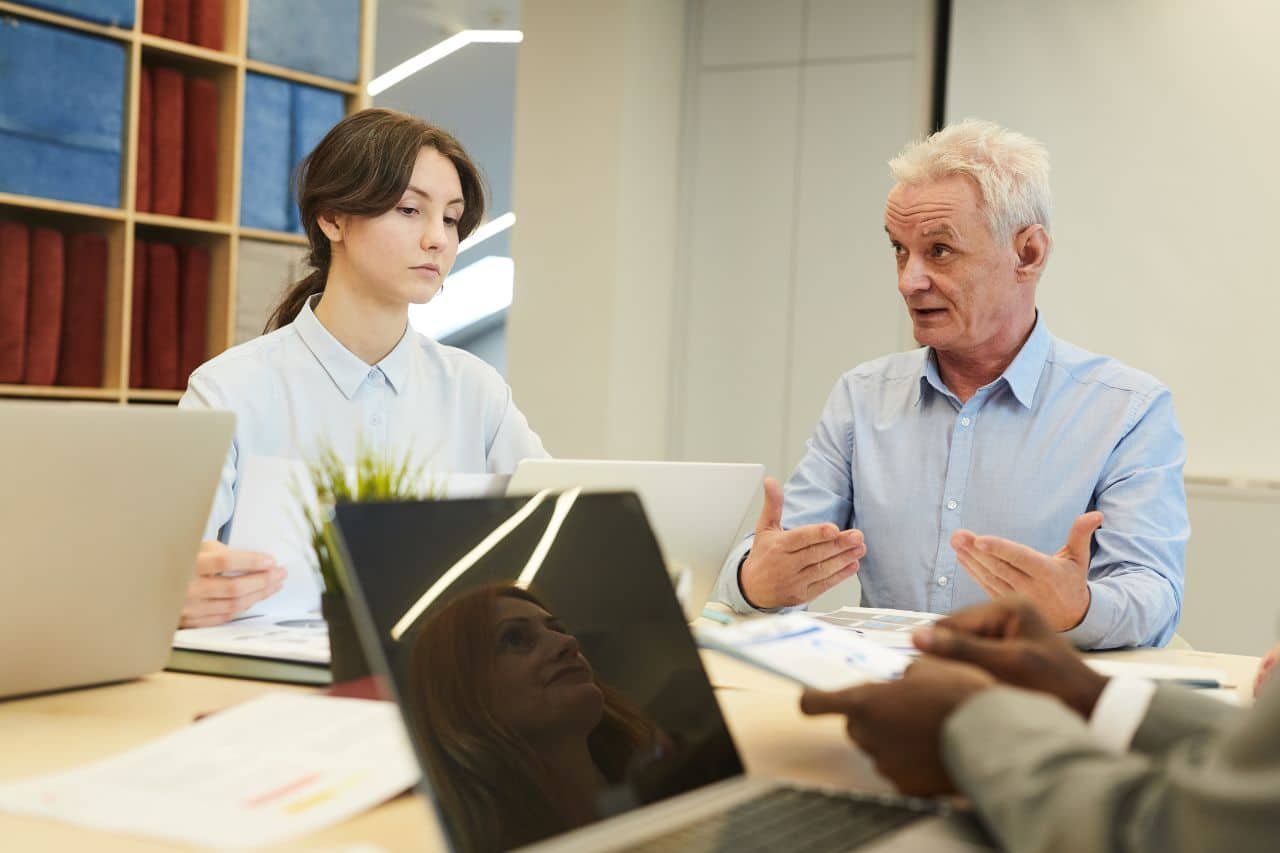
[179,296,547,542]
[714,316,1189,649]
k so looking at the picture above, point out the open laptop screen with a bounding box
[331,492,744,852]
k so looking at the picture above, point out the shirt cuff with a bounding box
[1087,676,1156,753]
[714,537,762,615]
[1061,581,1119,649]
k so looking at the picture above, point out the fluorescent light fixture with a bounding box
[459,211,516,255]
[514,488,581,589]
[391,488,554,641]
[368,29,524,97]
[409,255,513,341]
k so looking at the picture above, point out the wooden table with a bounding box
[0,648,1260,851]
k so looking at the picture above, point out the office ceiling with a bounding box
[375,0,522,77]
[372,0,521,264]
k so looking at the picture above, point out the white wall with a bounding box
[948,0,1280,482]
[1183,483,1280,655]
[669,0,934,481]
[507,0,685,460]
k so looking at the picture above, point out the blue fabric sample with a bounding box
[287,85,346,232]
[0,18,125,208]
[240,73,292,232]
[247,0,360,83]
[19,0,135,27]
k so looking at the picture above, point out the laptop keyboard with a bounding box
[620,786,936,852]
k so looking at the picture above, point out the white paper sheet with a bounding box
[174,614,330,664]
[230,456,324,619]
[0,693,420,849]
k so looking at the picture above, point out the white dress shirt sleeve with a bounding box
[179,371,239,542]
[483,384,549,472]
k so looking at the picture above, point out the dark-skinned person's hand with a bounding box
[912,596,1109,718]
[800,657,995,796]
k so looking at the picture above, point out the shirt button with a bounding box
[371,415,383,427]
[946,499,958,510]
[960,416,971,427]
[938,576,949,587]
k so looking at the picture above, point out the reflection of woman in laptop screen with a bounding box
[176,109,547,628]
[409,584,664,852]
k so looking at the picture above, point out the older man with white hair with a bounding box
[713,119,1188,649]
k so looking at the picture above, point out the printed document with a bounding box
[816,606,944,652]
[0,693,419,849]
[174,614,330,664]
[695,613,912,691]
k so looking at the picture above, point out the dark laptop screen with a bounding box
[330,492,744,852]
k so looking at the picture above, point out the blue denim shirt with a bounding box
[714,316,1189,649]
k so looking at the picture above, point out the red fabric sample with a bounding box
[130,242,148,388]
[57,232,108,388]
[137,66,154,213]
[23,228,65,386]
[0,222,30,383]
[145,242,180,389]
[190,0,224,51]
[142,0,165,36]
[179,244,210,386]
[151,67,186,217]
[163,0,190,42]
[182,77,218,221]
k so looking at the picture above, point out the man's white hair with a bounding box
[888,118,1051,242]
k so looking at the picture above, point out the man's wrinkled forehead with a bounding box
[884,178,980,238]
[884,205,962,242]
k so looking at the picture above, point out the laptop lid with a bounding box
[505,460,763,618]
[0,402,234,699]
[329,492,746,853]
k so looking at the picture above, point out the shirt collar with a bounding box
[1000,313,1050,408]
[917,352,951,406]
[376,325,413,394]
[915,312,1050,410]
[293,296,413,399]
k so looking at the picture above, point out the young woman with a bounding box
[409,585,663,852]
[177,109,547,627]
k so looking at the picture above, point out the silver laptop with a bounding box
[329,493,994,852]
[0,402,233,699]
[507,459,763,619]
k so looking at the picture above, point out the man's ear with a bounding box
[1014,224,1051,282]
[316,210,345,244]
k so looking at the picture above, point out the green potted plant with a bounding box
[301,442,441,682]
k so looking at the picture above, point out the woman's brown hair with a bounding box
[263,107,486,333]
[408,585,658,852]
